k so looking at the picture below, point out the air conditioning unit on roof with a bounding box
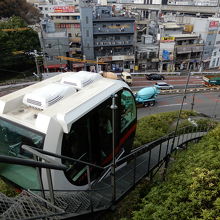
[23,83,76,110]
[61,71,102,89]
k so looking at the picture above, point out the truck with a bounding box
[135,86,160,107]
[121,72,132,86]
[203,75,220,87]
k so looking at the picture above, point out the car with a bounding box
[146,73,165,80]
[154,82,174,90]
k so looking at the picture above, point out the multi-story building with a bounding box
[136,35,159,71]
[39,19,69,72]
[192,17,220,69]
[48,6,81,57]
[159,34,203,71]
[80,5,135,72]
[173,34,203,71]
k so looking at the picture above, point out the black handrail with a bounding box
[29,147,104,170]
[0,155,67,170]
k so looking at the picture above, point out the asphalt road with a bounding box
[131,75,204,91]
[137,92,220,120]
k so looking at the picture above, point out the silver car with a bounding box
[154,82,174,90]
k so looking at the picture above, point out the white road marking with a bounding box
[159,103,188,107]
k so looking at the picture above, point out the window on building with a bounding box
[47,56,53,61]
[115,36,120,40]
[102,36,106,40]
[86,16,89,24]
[86,30,89,37]
[213,51,217,56]
[217,58,220,66]
[216,41,220,45]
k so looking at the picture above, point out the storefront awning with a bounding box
[44,64,67,69]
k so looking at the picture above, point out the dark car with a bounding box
[146,73,165,80]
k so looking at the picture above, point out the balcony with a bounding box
[176,44,203,54]
[93,16,135,22]
[93,25,134,35]
[94,40,133,47]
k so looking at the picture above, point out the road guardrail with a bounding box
[159,86,220,94]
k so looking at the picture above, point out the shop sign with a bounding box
[98,57,112,62]
[160,36,175,42]
[54,6,75,13]
[209,21,219,28]
[112,55,134,61]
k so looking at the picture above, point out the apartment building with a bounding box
[159,34,203,71]
[80,6,135,72]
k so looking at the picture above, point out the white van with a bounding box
[121,72,132,86]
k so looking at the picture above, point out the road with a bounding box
[137,92,220,119]
[131,75,204,91]
[0,80,219,121]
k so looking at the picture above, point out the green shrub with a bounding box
[133,110,198,148]
[0,178,18,197]
[131,125,220,220]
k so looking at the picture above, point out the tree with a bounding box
[0,0,41,24]
[0,16,41,79]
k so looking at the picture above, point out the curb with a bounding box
[159,86,220,94]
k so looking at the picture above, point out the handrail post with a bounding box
[133,153,137,186]
[86,165,93,213]
[111,94,117,202]
[33,155,46,200]
[46,168,55,205]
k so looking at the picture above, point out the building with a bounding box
[173,34,203,71]
[39,19,70,72]
[136,35,159,71]
[192,17,220,69]
[80,5,135,72]
[48,6,81,57]
[159,34,203,71]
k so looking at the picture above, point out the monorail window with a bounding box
[0,117,44,189]
[120,90,136,132]
[62,97,114,185]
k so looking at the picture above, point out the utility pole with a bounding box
[111,94,117,203]
[33,50,42,80]
[191,93,195,111]
[171,69,192,153]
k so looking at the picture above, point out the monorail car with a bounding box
[0,71,137,190]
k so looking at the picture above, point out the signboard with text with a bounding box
[160,36,175,42]
[54,6,75,13]
[209,21,219,28]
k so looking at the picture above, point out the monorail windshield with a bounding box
[0,118,45,189]
[62,89,137,186]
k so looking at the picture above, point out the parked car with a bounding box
[154,82,174,90]
[146,73,165,80]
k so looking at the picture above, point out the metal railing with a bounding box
[0,123,214,219]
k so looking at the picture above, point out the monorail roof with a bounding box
[0,72,128,134]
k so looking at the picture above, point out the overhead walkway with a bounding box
[0,124,212,219]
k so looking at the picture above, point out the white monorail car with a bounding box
[0,71,137,190]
